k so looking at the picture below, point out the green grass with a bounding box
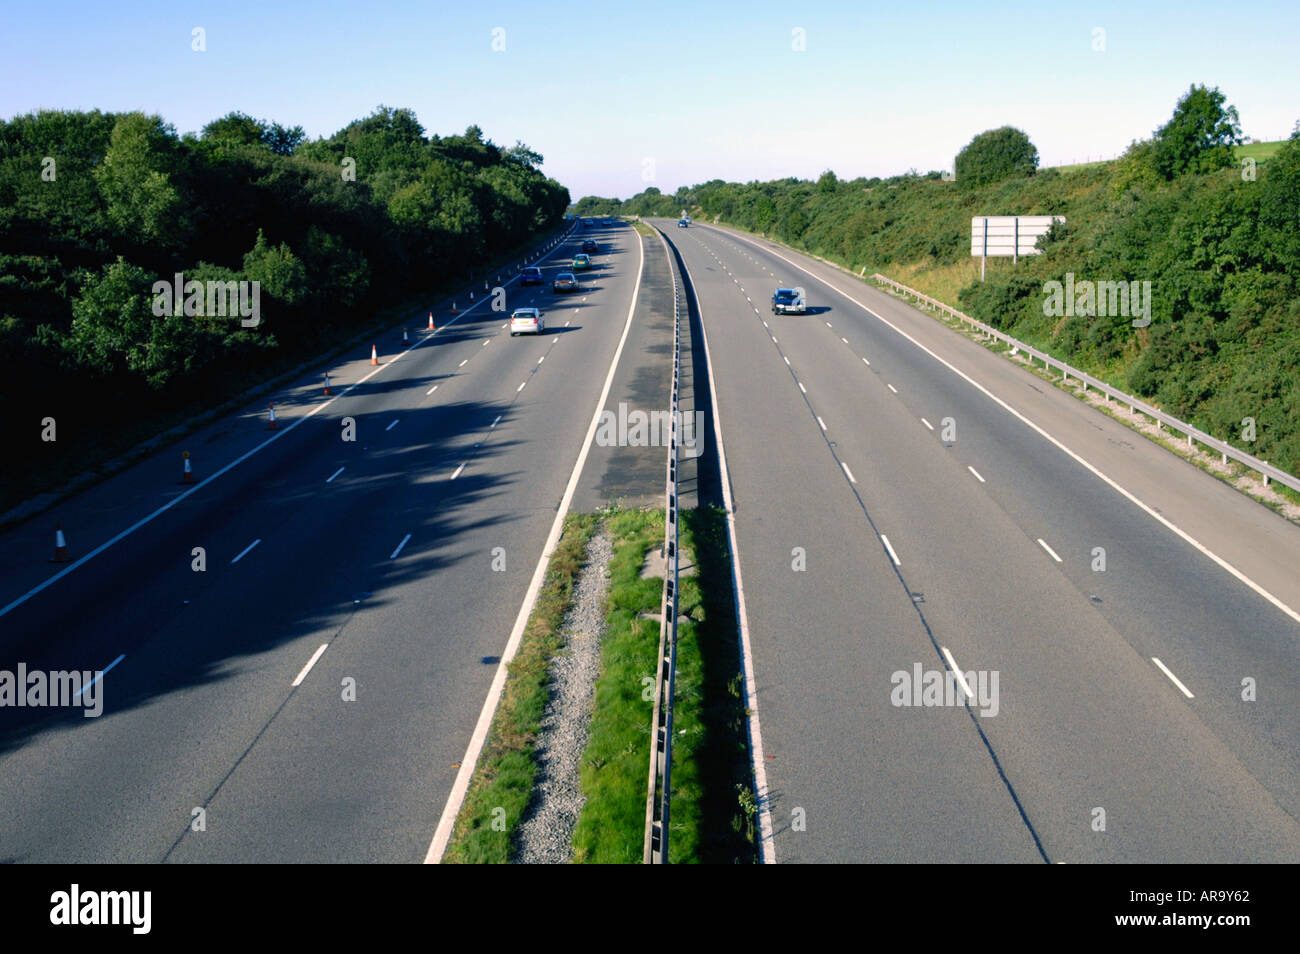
[570,506,756,864]
[1234,140,1287,163]
[441,512,600,864]
[446,504,758,864]
[569,508,664,863]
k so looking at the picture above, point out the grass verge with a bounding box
[570,506,756,864]
[441,511,600,864]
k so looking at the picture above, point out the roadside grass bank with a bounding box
[442,511,600,864]
[445,504,756,864]
[570,506,756,864]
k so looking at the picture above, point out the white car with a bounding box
[510,307,544,336]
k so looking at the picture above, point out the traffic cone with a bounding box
[483,280,489,292]
[323,372,331,395]
[469,290,474,301]
[267,403,278,430]
[181,451,194,484]
[451,301,458,315]
[371,345,379,366]
[427,312,436,331]
[51,522,69,562]
[403,328,409,344]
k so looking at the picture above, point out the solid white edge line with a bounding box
[424,223,647,864]
[230,538,261,564]
[968,465,986,483]
[0,225,576,620]
[326,466,345,483]
[703,224,1300,627]
[291,643,329,687]
[881,533,901,566]
[675,233,777,865]
[940,646,975,699]
[1151,657,1195,699]
[1037,537,1063,562]
[389,533,411,559]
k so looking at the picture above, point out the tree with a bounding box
[93,113,187,244]
[53,258,200,388]
[1151,84,1242,179]
[954,126,1038,187]
[818,169,838,193]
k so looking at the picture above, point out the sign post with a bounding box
[972,215,1064,280]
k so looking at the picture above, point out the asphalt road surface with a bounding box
[657,218,1300,863]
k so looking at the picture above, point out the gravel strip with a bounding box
[513,528,614,863]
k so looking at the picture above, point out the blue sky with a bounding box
[3,0,1297,198]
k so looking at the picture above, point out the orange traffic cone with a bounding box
[267,403,278,429]
[451,302,458,315]
[181,451,194,484]
[323,372,331,395]
[371,345,379,366]
[427,312,436,331]
[51,522,69,562]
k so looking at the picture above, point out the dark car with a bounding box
[677,219,688,228]
[520,266,543,286]
[582,239,599,253]
[771,287,806,315]
[553,272,579,293]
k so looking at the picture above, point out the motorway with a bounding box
[655,219,1300,863]
[0,220,664,862]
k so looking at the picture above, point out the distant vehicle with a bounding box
[677,219,689,228]
[771,287,806,315]
[520,266,544,285]
[510,307,544,335]
[572,253,592,270]
[582,239,599,253]
[581,218,594,227]
[553,272,579,293]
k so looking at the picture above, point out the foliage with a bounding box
[0,105,568,506]
[1151,84,1243,179]
[955,126,1038,187]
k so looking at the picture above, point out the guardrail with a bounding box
[871,273,1300,495]
[644,243,683,864]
